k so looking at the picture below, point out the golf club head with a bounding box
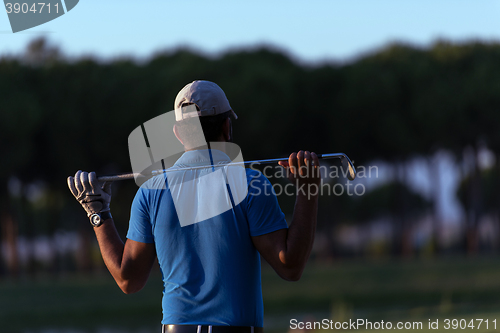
[340,154,356,181]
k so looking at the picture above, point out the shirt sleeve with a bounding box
[246,170,288,237]
[127,187,155,243]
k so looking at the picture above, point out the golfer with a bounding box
[68,80,321,333]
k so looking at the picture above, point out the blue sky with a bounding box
[1,0,500,62]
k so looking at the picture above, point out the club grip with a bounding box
[97,173,137,182]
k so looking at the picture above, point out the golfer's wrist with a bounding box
[101,211,113,221]
[296,183,320,200]
[89,211,113,227]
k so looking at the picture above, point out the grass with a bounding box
[0,272,163,332]
[3,257,500,332]
[262,256,500,332]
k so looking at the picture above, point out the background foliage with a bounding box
[2,37,500,332]
[2,38,500,264]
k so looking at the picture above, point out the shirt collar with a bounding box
[174,149,232,167]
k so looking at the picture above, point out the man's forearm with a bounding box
[93,217,156,293]
[93,218,127,285]
[280,192,319,275]
[251,150,321,281]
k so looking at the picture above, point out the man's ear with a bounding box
[222,118,232,142]
[173,124,184,145]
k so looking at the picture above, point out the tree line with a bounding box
[1,37,500,276]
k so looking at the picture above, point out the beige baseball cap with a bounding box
[174,80,238,121]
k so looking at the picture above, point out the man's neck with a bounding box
[184,140,228,152]
[184,144,211,152]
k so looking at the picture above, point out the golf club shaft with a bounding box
[97,152,352,182]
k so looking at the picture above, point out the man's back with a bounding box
[127,149,287,326]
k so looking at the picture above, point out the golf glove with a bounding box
[68,170,112,217]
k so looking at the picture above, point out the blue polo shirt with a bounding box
[127,149,288,326]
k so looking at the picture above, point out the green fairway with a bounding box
[0,272,163,332]
[3,257,500,332]
[262,257,500,332]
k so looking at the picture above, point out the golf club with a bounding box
[97,152,356,182]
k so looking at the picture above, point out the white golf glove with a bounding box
[67,170,112,217]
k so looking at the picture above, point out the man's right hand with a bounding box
[67,170,112,217]
[278,150,321,186]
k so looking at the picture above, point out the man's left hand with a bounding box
[68,170,112,217]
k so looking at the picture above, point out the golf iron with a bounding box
[97,152,356,182]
